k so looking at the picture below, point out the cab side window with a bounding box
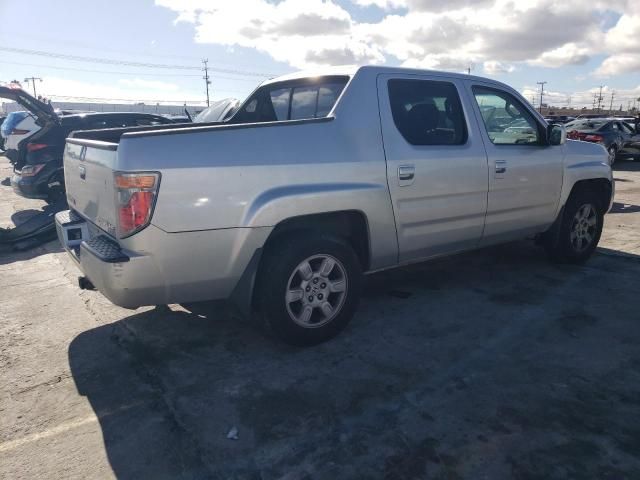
[388,79,467,146]
[472,87,541,146]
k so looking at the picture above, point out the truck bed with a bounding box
[70,121,222,145]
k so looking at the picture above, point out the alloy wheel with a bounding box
[570,203,597,253]
[285,254,348,328]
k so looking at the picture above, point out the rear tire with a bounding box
[257,232,363,346]
[544,189,603,264]
[45,172,66,205]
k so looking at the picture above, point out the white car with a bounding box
[1,111,41,163]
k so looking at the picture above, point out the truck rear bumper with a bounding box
[55,210,271,309]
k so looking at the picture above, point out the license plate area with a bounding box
[62,222,90,248]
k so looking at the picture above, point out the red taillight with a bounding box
[115,172,159,238]
[27,143,48,152]
[10,128,29,135]
[119,191,154,234]
[584,134,604,143]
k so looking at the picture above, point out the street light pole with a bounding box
[536,81,547,113]
[202,59,211,107]
[23,76,42,97]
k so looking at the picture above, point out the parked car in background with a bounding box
[577,114,607,120]
[1,111,41,164]
[618,122,640,161]
[0,115,6,151]
[565,118,634,165]
[0,86,176,203]
[544,115,575,124]
[161,114,192,123]
[56,66,613,346]
[193,98,240,123]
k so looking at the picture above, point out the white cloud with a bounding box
[483,61,515,75]
[530,43,591,68]
[155,0,640,76]
[595,54,640,77]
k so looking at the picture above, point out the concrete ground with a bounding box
[1,154,640,480]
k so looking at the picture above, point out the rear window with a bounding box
[231,76,348,124]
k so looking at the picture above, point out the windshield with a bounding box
[1,111,29,138]
[231,75,349,124]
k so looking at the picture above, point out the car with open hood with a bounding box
[0,86,176,203]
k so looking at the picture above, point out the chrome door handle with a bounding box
[495,160,507,176]
[398,165,415,186]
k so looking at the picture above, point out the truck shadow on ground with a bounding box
[67,242,640,479]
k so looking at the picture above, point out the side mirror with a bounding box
[548,124,566,146]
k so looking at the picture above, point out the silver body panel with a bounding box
[56,66,613,309]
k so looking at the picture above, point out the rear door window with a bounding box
[388,79,467,145]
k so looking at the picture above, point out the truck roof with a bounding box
[261,65,511,90]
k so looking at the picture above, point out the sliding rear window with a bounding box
[231,76,349,124]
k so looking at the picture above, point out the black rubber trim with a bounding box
[81,235,129,263]
[123,115,335,139]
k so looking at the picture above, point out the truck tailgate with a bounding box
[64,139,119,237]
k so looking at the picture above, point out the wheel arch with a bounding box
[565,178,614,214]
[230,210,371,316]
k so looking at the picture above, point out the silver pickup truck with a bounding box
[56,66,614,345]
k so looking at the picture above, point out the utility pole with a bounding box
[596,85,604,112]
[202,59,211,107]
[608,91,615,115]
[592,93,597,111]
[23,76,42,97]
[536,81,546,113]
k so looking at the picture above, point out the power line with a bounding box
[0,46,276,77]
[0,30,204,62]
[0,46,200,70]
[0,59,262,82]
[44,94,234,104]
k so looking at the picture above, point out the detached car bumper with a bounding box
[11,172,50,199]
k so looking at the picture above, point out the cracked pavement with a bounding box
[1,156,640,479]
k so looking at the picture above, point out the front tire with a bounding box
[607,145,618,166]
[544,189,604,264]
[257,233,363,346]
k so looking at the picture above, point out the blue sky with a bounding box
[0,0,638,109]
